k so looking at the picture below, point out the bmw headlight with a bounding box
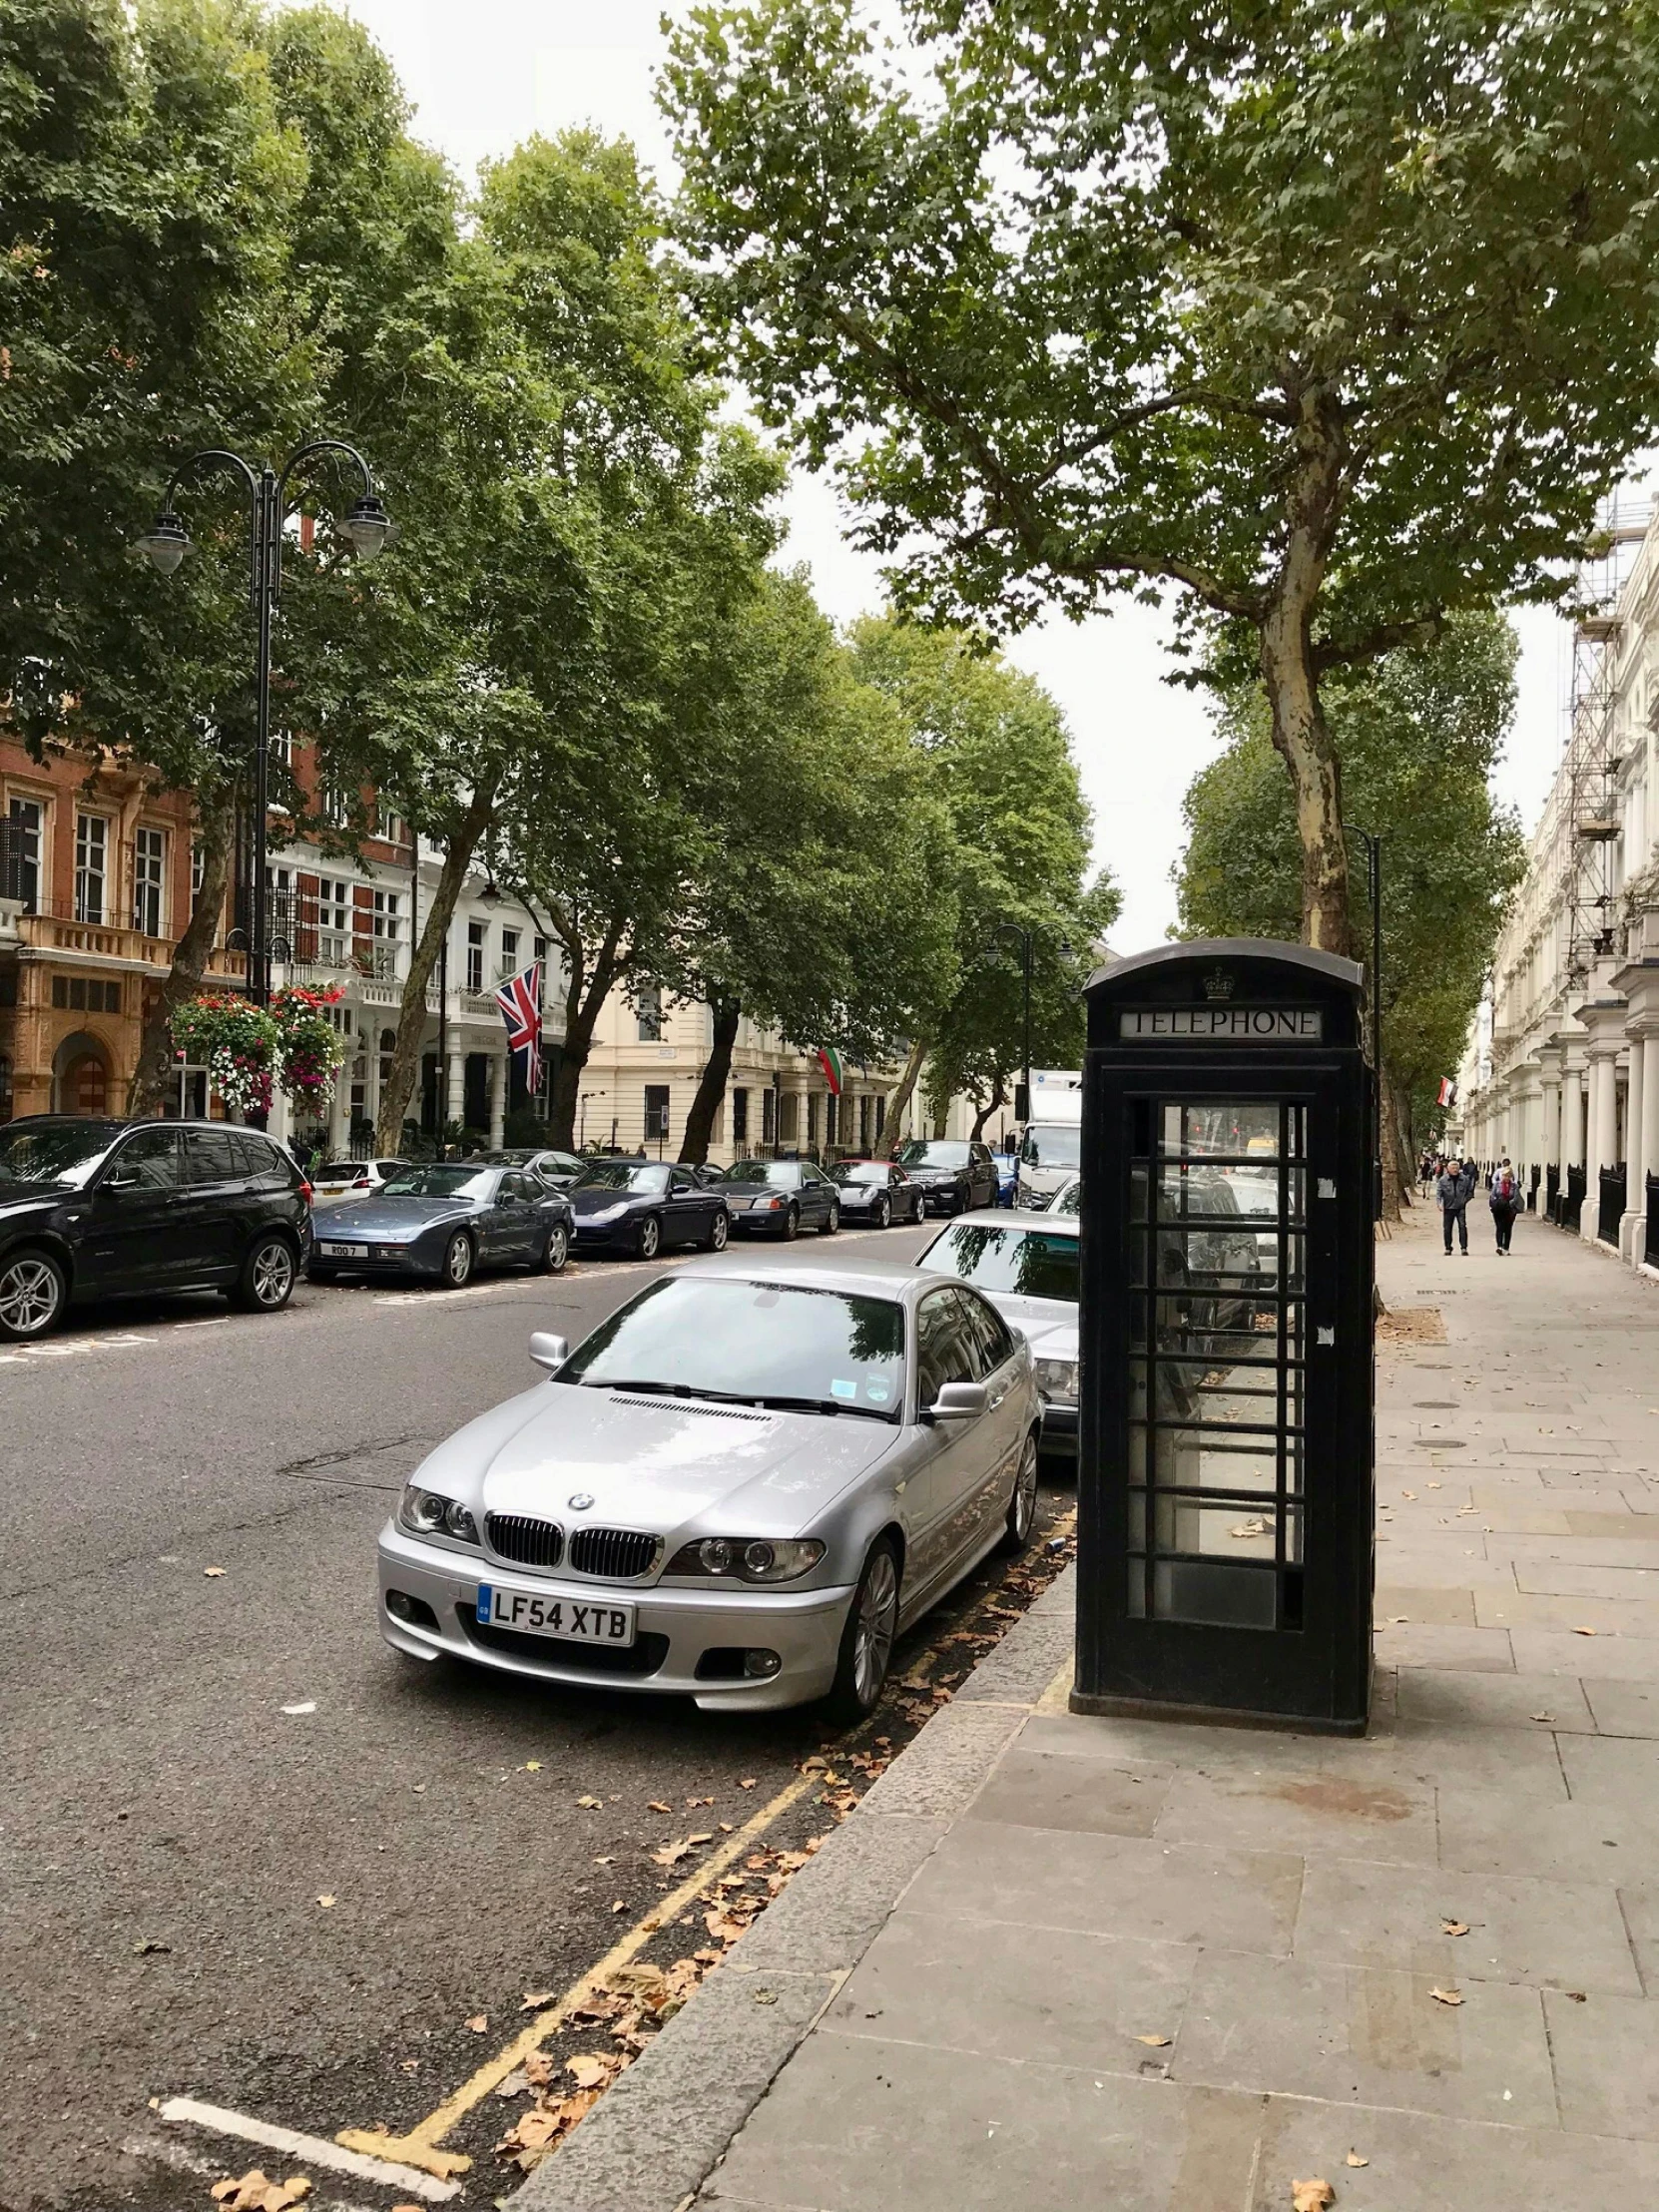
[398,1483,479,1544]
[665,1536,827,1584]
[1034,1358,1079,1407]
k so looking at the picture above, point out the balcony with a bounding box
[15,905,246,980]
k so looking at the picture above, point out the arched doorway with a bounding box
[52,1032,111,1116]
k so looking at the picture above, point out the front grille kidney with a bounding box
[485,1512,563,1568]
[568,1527,660,1579]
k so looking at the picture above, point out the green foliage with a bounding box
[1177,614,1526,1142]
[665,0,1659,946]
[845,618,1119,1111]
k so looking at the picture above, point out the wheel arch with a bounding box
[0,1231,78,1295]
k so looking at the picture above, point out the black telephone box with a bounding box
[1074,940,1375,1734]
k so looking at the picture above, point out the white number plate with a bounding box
[476,1585,636,1646]
[321,1242,369,1258]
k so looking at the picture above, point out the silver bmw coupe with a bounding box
[376,1257,1042,1717]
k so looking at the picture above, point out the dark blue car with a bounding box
[308,1164,572,1288]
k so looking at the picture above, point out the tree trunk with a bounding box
[545,921,626,1149]
[1259,398,1352,957]
[680,999,740,1165]
[969,1079,1006,1143]
[127,784,237,1118]
[882,1034,928,1157]
[374,781,498,1152]
[1378,1060,1401,1225]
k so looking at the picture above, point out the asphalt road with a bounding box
[0,1217,1071,2212]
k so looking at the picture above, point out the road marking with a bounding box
[157,2096,461,2201]
[336,1769,815,2178]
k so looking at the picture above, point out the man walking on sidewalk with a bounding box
[1489,1155,1522,1255]
[1437,1156,1470,1254]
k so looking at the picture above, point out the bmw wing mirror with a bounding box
[529,1331,569,1374]
[927,1381,989,1421]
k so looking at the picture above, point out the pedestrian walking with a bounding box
[1437,1156,1470,1255]
[1489,1156,1522,1255]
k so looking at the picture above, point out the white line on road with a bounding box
[157,2096,462,2202]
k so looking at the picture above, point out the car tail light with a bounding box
[299,1180,313,1204]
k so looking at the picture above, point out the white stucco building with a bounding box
[1455,499,1659,1268]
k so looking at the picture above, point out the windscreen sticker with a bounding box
[864,1380,891,1404]
[830,1378,857,1399]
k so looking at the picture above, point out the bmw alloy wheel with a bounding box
[851,1544,898,1708]
[0,1250,64,1341]
[245,1236,295,1311]
[1000,1432,1040,1553]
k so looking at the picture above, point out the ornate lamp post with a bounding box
[136,440,391,1005]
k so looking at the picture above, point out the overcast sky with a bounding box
[336,0,1572,952]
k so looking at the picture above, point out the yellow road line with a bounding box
[337,1771,815,2178]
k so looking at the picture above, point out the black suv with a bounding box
[0,1117,313,1342]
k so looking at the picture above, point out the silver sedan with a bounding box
[376,1257,1042,1716]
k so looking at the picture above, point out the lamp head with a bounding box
[137,512,193,576]
[338,492,391,560]
[479,876,503,908]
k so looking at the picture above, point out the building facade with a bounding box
[1454,501,1659,1269]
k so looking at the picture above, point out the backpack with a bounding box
[1494,1167,1515,1204]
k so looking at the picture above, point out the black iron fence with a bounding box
[1529,1163,1541,1213]
[1564,1164,1586,1233]
[1546,1164,1561,1222]
[1647,1173,1659,1270]
[1599,1163,1626,1247]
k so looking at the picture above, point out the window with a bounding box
[320,781,350,828]
[74,813,108,924]
[762,1087,776,1146]
[317,876,351,963]
[466,919,485,994]
[191,839,205,903]
[826,1094,838,1147]
[5,798,41,911]
[186,1130,242,1184]
[859,1095,871,1152]
[532,936,548,1004]
[271,728,293,766]
[378,805,406,843]
[808,1093,820,1147]
[111,1127,184,1190]
[499,925,520,981]
[52,975,121,1013]
[732,1087,749,1143]
[915,1289,978,1405]
[644,1084,670,1141]
[371,888,401,940]
[636,986,663,1043]
[133,827,167,937]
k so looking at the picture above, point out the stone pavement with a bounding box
[676,1199,1659,2211]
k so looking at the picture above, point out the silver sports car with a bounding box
[376,1257,1042,1715]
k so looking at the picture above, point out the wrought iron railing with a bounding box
[1546,1163,1561,1222]
[1647,1172,1659,1269]
[1528,1163,1541,1212]
[1599,1163,1627,1246]
[1564,1164,1586,1233]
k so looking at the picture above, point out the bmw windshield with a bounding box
[561,1276,905,1419]
[0,1123,123,1189]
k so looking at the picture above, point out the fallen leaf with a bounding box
[1401,1490,1416,1500]
[576,1795,603,1809]
[1228,1517,1267,1539]
[566,2051,620,2088]
[133,1938,171,1955]
[1389,1616,1409,1624]
[739,1777,757,1789]
[648,1800,671,1814]
[1345,2149,1369,2168]
[652,1839,694,1867]
[1572,1626,1597,1637]
[1428,1985,1463,2006]
[1530,1712,1556,1724]
[1440,1920,1469,1937]
[523,1760,542,1773]
[521,1991,555,2010]
[687,1831,715,1846]
[315,1895,335,1910]
[1134,2032,1171,2047]
[524,2052,556,2087]
[686,1795,715,1807]
[610,1900,626,1914]
[279,1701,315,1716]
[1291,2181,1335,2212]
[1565,1990,1587,2003]
[465,2014,488,2033]
[211,2173,312,2212]
[204,1566,227,1578]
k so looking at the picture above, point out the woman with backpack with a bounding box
[1489,1156,1522,1255]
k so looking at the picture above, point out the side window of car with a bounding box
[962,1292,1015,1374]
[916,1289,977,1403]
[230,1132,276,1182]
[113,1128,184,1190]
[669,1168,694,1193]
[186,1130,242,1185]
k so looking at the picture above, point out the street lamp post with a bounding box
[992,924,1075,1128]
[137,440,391,1006]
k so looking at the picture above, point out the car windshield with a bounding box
[830,1162,887,1185]
[923,1221,1079,1304]
[562,1276,905,1419]
[317,1162,366,1180]
[894,1141,970,1169]
[0,1122,122,1189]
[1051,1180,1082,1216]
[574,1162,669,1193]
[722,1161,799,1187]
[1019,1123,1084,1169]
[379,1166,494,1199]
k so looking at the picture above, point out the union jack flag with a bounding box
[494,960,542,1094]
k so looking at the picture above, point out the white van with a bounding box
[1015,1070,1084,1208]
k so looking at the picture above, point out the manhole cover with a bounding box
[1414,1400,1459,1408]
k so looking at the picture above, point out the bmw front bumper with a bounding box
[1037,1401,1078,1458]
[376,1523,852,1711]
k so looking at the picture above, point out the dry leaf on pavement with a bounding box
[652,1839,693,1867]
[576,1795,603,1809]
[521,1991,555,2010]
[1133,2033,1171,2047]
[1345,2151,1369,2167]
[211,2173,311,2212]
[566,2051,622,2089]
[687,1831,715,1845]
[465,2014,488,2032]
[204,1566,227,1578]
[648,1800,671,1813]
[1428,1985,1463,2006]
[1440,1920,1469,1936]
[1291,2182,1335,2212]
[1530,1712,1555,1723]
[1572,1626,1597,1637]
[315,1896,335,1909]
[739,1777,757,1789]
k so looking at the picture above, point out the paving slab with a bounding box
[1392,1666,1597,1728]
[1582,1677,1659,1736]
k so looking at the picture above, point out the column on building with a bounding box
[1624,1034,1647,1260]
[1537,1043,1563,1201]
[1562,1051,1586,1196]
[490,1058,507,1147]
[1512,1066,1540,1198]
[1643,1025,1659,1269]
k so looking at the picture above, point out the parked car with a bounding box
[311,1157,407,1208]
[891,1138,1000,1215]
[309,1164,572,1287]
[376,1256,1041,1715]
[720,1158,840,1239]
[1048,1174,1082,1216]
[992,1152,1019,1207]
[0,1116,311,1342]
[483,1146,587,1192]
[567,1160,729,1260]
[827,1157,925,1228]
[915,1209,1080,1461]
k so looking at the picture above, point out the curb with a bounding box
[509,1564,1077,2212]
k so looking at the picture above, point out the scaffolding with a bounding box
[1563,493,1651,985]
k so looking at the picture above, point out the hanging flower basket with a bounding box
[171,994,279,1119]
[272,984,347,1115]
